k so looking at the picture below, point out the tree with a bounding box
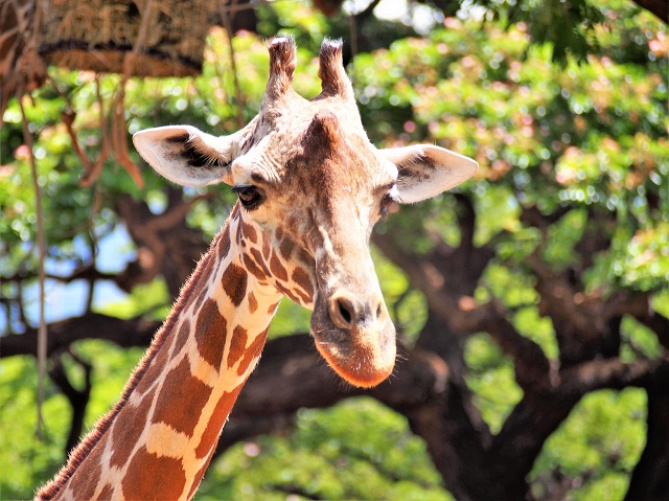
[1,1,667,499]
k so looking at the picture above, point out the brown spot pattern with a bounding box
[175,319,192,351]
[269,252,288,281]
[242,222,258,244]
[291,267,314,300]
[195,383,245,458]
[279,237,294,260]
[242,253,267,282]
[293,287,312,305]
[227,325,249,368]
[96,483,114,501]
[248,292,258,313]
[66,456,101,500]
[262,236,271,259]
[110,387,156,468]
[217,225,232,260]
[250,247,272,278]
[190,252,216,314]
[122,446,187,500]
[297,247,315,268]
[195,299,228,368]
[221,263,248,307]
[151,358,212,437]
[284,216,301,240]
[64,431,107,496]
[237,328,268,376]
[135,335,172,396]
[276,281,301,304]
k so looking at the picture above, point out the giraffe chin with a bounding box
[311,322,397,388]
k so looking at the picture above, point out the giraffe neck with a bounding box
[38,208,283,501]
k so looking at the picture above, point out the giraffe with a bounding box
[36,37,477,500]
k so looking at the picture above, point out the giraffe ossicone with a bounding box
[37,37,477,500]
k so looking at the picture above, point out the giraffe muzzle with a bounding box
[311,291,396,388]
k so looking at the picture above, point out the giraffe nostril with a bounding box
[337,298,353,325]
[328,294,385,330]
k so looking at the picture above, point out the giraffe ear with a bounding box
[133,125,238,187]
[380,144,478,204]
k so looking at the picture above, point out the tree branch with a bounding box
[626,363,669,500]
[557,356,669,396]
[519,204,572,233]
[0,313,159,359]
[481,302,551,391]
[115,192,210,297]
[635,311,669,349]
[47,349,93,454]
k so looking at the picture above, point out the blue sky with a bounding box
[1,223,135,334]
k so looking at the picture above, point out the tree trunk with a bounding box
[626,365,669,501]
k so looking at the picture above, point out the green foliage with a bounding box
[482,261,539,307]
[464,333,523,432]
[268,298,312,338]
[73,340,145,427]
[95,279,171,320]
[530,388,647,499]
[513,306,559,360]
[620,315,664,362]
[0,357,65,499]
[197,398,451,501]
[373,248,429,342]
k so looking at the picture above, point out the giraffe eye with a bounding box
[381,193,394,209]
[380,184,398,218]
[380,194,395,218]
[233,185,264,210]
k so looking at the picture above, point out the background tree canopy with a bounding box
[1,0,667,499]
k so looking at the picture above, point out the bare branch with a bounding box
[557,356,669,396]
[0,313,159,359]
[454,193,476,252]
[48,349,93,454]
[520,204,572,232]
[635,311,669,349]
[481,301,551,390]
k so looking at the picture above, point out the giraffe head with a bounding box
[133,37,477,388]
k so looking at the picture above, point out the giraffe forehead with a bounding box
[254,97,390,183]
[275,120,393,195]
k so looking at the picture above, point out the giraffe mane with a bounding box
[36,232,222,500]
